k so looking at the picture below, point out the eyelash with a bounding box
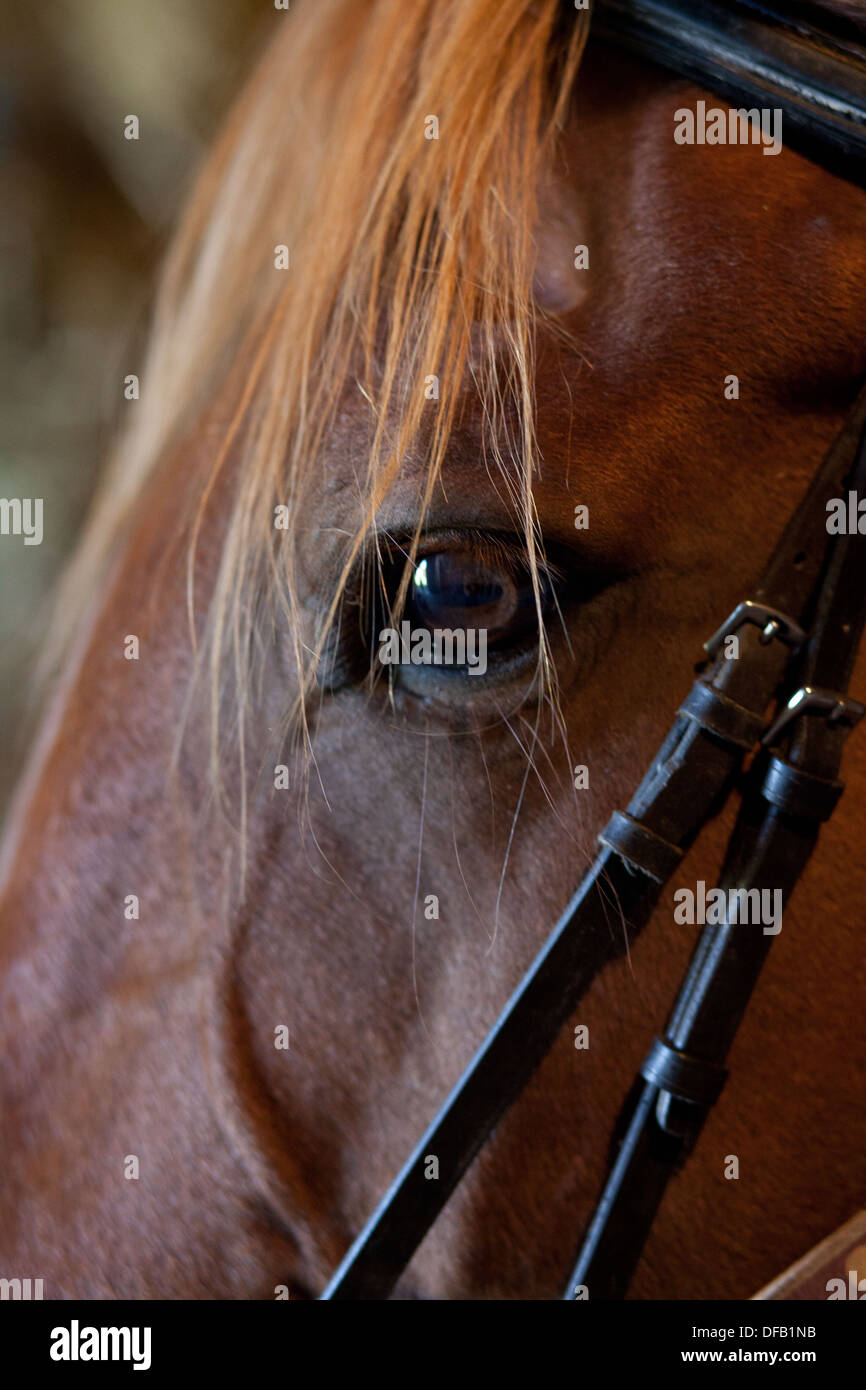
[380,529,562,601]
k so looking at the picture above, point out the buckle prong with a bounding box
[761,686,866,747]
[704,601,805,658]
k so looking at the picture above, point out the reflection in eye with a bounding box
[406,550,551,649]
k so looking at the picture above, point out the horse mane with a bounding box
[50,0,590,797]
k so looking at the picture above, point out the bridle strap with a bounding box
[565,404,866,1300]
[321,386,866,1300]
[558,4,866,1297]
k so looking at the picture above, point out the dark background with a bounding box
[0,0,265,822]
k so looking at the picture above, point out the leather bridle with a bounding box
[320,0,866,1300]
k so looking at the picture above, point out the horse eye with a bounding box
[406,551,548,647]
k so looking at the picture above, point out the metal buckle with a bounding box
[761,686,866,747]
[704,601,806,658]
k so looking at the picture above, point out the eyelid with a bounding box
[379,527,565,589]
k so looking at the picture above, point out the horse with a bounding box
[1,0,865,1301]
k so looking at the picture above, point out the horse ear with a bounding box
[531,169,591,315]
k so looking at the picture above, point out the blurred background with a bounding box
[0,0,267,823]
